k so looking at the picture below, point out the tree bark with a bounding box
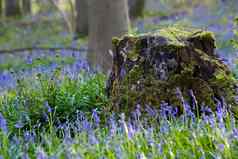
[128,0,145,20]
[22,0,31,15]
[106,28,238,116]
[88,0,130,73]
[75,0,88,37]
[5,0,21,17]
[0,0,2,17]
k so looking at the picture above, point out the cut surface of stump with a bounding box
[106,27,238,116]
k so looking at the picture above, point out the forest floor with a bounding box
[0,1,238,158]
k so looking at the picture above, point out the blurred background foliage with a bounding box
[0,0,237,51]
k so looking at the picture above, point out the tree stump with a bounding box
[106,27,238,116]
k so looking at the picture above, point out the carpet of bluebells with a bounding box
[0,48,238,159]
[0,1,238,159]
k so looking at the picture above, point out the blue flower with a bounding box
[44,101,52,113]
[92,109,100,127]
[15,121,25,129]
[37,148,48,159]
[0,113,8,134]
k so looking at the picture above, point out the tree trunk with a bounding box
[0,0,2,17]
[88,0,130,74]
[5,0,21,17]
[75,0,88,37]
[128,0,145,20]
[106,28,238,116]
[22,0,31,15]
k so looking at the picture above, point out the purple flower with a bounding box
[159,102,178,118]
[92,109,100,127]
[12,135,20,145]
[44,101,52,113]
[22,153,30,159]
[189,89,198,110]
[15,121,25,129]
[24,131,35,143]
[108,114,117,137]
[218,144,225,152]
[0,113,8,134]
[88,132,99,145]
[119,67,126,79]
[232,128,238,140]
[82,118,91,132]
[145,105,157,117]
[157,142,163,154]
[26,55,33,65]
[132,104,141,120]
[115,146,123,159]
[208,114,216,128]
[145,127,154,147]
[127,122,136,139]
[136,153,147,159]
[215,98,226,130]
[37,148,48,159]
[160,121,169,134]
[201,105,212,114]
[176,88,191,114]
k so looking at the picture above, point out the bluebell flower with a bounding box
[115,146,123,159]
[132,104,141,120]
[24,131,35,143]
[201,105,212,114]
[157,142,163,154]
[12,135,20,145]
[218,144,225,152]
[82,118,91,132]
[136,153,147,159]
[22,153,30,159]
[37,148,48,159]
[92,109,100,127]
[232,128,238,140]
[0,113,8,134]
[127,122,136,139]
[15,121,25,129]
[160,121,169,134]
[44,101,52,113]
[88,132,99,145]
[189,89,198,110]
[26,55,33,65]
[145,105,157,117]
[108,114,117,137]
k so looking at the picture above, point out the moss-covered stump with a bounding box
[106,27,238,116]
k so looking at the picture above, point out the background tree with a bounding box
[5,0,21,17]
[88,0,130,73]
[75,0,88,37]
[0,0,2,17]
[128,0,145,20]
[22,0,31,15]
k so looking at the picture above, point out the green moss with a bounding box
[108,28,238,116]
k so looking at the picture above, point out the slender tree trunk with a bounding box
[88,0,130,73]
[0,0,2,17]
[22,0,31,15]
[128,0,145,20]
[5,0,21,17]
[75,0,88,37]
